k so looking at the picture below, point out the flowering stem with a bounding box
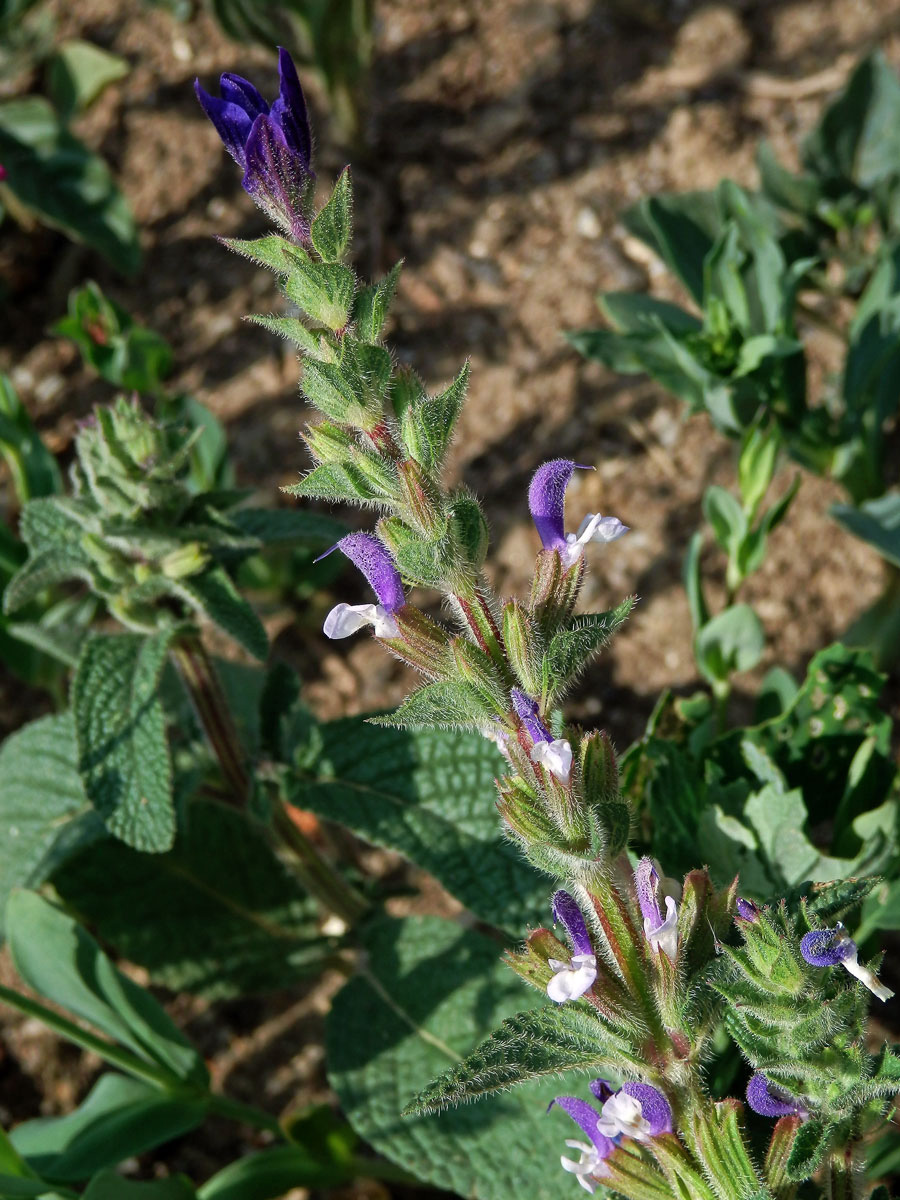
[173,636,369,927]
[173,635,250,803]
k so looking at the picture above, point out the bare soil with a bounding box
[3,0,900,1194]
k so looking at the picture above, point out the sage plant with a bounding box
[196,51,899,1200]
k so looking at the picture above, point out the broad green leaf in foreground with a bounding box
[6,890,207,1088]
[52,801,328,999]
[831,493,900,569]
[326,915,590,1200]
[73,632,175,852]
[10,1074,204,1183]
[0,712,104,936]
[292,722,548,932]
[82,1172,195,1200]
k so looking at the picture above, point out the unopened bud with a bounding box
[161,541,211,580]
[450,491,489,568]
[388,606,453,677]
[452,637,507,715]
[530,548,583,630]
[398,458,444,537]
[496,775,558,843]
[503,600,541,694]
[303,420,354,464]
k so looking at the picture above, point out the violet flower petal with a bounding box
[634,857,663,929]
[324,532,405,613]
[548,1097,615,1158]
[746,1073,805,1118]
[552,890,594,958]
[275,47,313,165]
[736,898,759,922]
[219,72,270,120]
[620,1083,672,1136]
[800,927,857,967]
[589,1079,615,1104]
[528,459,582,553]
[511,688,552,744]
[194,81,253,167]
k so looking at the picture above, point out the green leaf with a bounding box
[10,1074,204,1182]
[3,548,98,614]
[0,97,140,274]
[400,363,470,471]
[82,1172,195,1200]
[406,1004,634,1115]
[52,802,327,1000]
[310,167,352,262]
[227,506,346,546]
[6,890,206,1087]
[46,39,128,120]
[784,1118,833,1181]
[293,722,548,932]
[284,259,355,331]
[352,261,402,343]
[702,486,747,554]
[0,713,103,937]
[197,1144,353,1200]
[599,291,700,335]
[695,603,765,685]
[831,493,900,568]
[219,235,300,275]
[327,915,595,1200]
[623,192,718,304]
[541,598,635,701]
[244,313,319,354]
[369,679,494,731]
[683,530,709,633]
[0,373,61,503]
[173,567,268,660]
[282,462,383,505]
[73,632,175,852]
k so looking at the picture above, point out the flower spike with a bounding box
[195,48,314,241]
[547,890,597,1004]
[319,533,405,640]
[511,688,573,784]
[634,858,679,960]
[800,924,894,1002]
[528,459,628,568]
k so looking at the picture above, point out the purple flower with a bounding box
[195,48,314,241]
[511,689,573,784]
[800,924,894,1002]
[746,1073,806,1119]
[634,858,679,960]
[548,1096,614,1192]
[528,459,628,568]
[319,533,405,639]
[736,898,759,922]
[547,891,596,1004]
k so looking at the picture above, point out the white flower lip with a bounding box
[596,1091,652,1143]
[546,953,597,1004]
[323,602,400,640]
[530,737,573,784]
[561,512,630,567]
[561,1140,607,1192]
[644,895,679,961]
[841,949,895,1002]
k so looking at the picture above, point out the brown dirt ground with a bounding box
[3,0,900,1194]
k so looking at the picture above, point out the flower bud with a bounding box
[398,458,445,537]
[160,541,211,580]
[530,548,583,630]
[389,606,453,677]
[452,637,508,716]
[503,600,541,694]
[303,420,354,464]
[450,492,489,569]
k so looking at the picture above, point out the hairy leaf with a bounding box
[293,722,547,932]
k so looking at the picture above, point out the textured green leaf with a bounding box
[10,1073,204,1182]
[227,506,345,546]
[173,567,268,660]
[73,632,175,852]
[542,598,635,701]
[407,1004,634,1115]
[220,235,300,275]
[352,261,402,343]
[310,167,352,262]
[370,679,494,731]
[282,462,382,504]
[52,801,327,999]
[284,260,355,331]
[3,547,98,614]
[401,363,469,470]
[244,313,319,354]
[0,713,104,937]
[0,96,140,274]
[6,890,206,1086]
[293,722,547,932]
[784,1118,833,1181]
[19,496,94,553]
[0,373,61,503]
[327,915,593,1200]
